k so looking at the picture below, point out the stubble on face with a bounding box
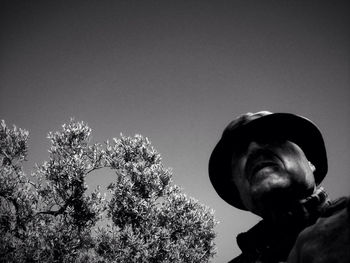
[232,140,316,220]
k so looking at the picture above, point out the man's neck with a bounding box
[236,187,331,262]
[263,187,330,227]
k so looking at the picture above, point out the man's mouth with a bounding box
[246,149,282,181]
[251,161,279,177]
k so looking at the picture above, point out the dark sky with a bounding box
[1,1,349,262]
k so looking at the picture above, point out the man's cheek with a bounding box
[283,164,315,191]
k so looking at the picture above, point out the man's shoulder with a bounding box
[321,196,349,217]
[287,195,350,263]
[227,254,246,263]
[228,253,261,263]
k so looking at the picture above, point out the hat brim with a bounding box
[209,113,327,210]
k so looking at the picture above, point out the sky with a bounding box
[1,1,349,262]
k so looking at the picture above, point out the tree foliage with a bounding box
[0,119,217,262]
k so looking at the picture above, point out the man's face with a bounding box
[231,138,316,220]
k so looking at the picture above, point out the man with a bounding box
[209,111,333,263]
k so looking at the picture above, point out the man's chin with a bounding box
[249,168,290,186]
[250,175,292,197]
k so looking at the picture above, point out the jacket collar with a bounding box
[236,187,331,262]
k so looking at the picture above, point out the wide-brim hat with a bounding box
[208,111,328,210]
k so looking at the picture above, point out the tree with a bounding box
[0,119,217,262]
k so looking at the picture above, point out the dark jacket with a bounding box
[229,188,331,263]
[287,196,350,263]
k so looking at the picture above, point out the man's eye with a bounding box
[232,141,249,156]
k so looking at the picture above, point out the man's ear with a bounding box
[308,161,316,172]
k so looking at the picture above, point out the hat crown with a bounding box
[224,111,272,134]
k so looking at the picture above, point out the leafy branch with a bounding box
[0,119,217,263]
